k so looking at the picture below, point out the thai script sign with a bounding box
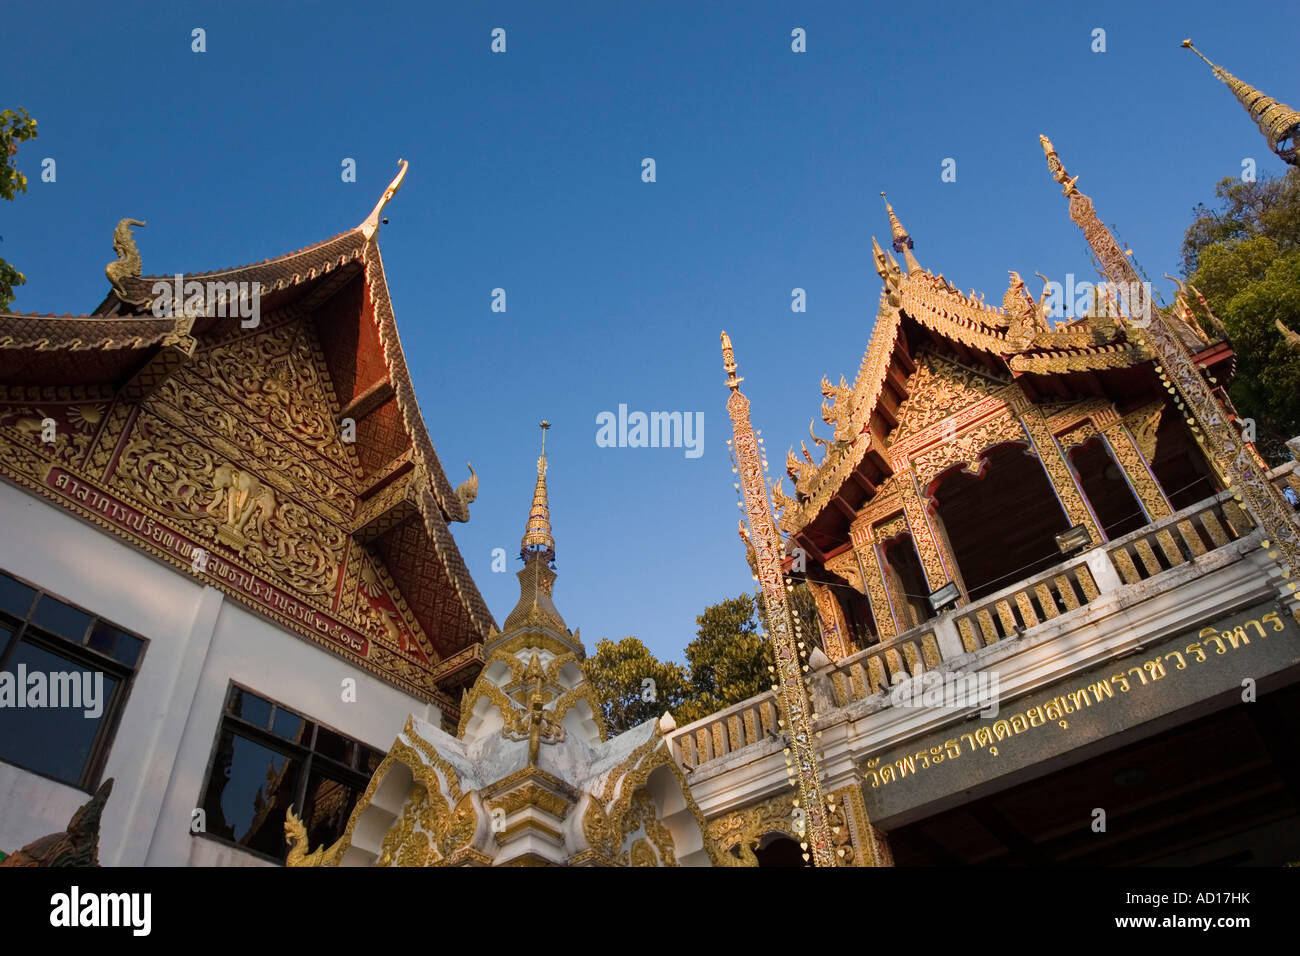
[862,601,1298,824]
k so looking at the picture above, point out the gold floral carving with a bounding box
[898,476,948,590]
[617,789,678,867]
[581,794,619,859]
[111,412,346,596]
[1122,400,1164,462]
[890,352,1009,444]
[858,541,898,641]
[182,318,361,482]
[910,411,1027,489]
[706,792,801,867]
[1019,409,1102,543]
[487,784,571,820]
[823,549,865,594]
[806,580,851,660]
[1103,423,1173,520]
[1057,420,1099,453]
[874,513,909,542]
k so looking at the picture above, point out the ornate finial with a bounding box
[105,218,150,305]
[1038,136,1080,195]
[520,421,555,561]
[358,159,409,239]
[454,462,478,512]
[880,192,921,273]
[1183,40,1299,165]
[721,330,744,391]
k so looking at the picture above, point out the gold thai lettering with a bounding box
[865,607,1289,790]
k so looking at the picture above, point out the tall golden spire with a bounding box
[880,192,922,274]
[1038,133,1300,598]
[720,331,837,867]
[520,421,555,562]
[1182,40,1299,166]
[498,420,572,645]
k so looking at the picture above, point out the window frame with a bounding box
[0,569,146,793]
[193,682,384,866]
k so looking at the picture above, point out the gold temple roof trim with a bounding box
[782,256,1149,534]
[361,238,498,638]
[1007,342,1148,374]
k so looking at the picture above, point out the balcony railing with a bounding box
[1107,493,1254,585]
[673,691,781,769]
[671,492,1265,769]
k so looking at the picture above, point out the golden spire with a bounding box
[1037,132,1300,593]
[520,421,555,561]
[720,330,837,867]
[1182,40,1299,166]
[721,330,744,391]
[880,192,922,274]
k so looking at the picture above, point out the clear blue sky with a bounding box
[6,1,1298,663]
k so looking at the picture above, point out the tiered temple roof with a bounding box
[0,162,495,707]
[779,194,1235,560]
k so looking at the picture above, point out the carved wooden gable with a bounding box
[0,255,493,711]
[889,351,1010,446]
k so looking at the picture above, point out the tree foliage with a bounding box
[1181,169,1300,462]
[584,588,815,734]
[1,107,38,312]
[674,594,774,725]
[582,636,687,735]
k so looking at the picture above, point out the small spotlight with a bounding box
[928,581,960,613]
[1055,524,1093,556]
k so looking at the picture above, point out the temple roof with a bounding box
[778,198,1232,540]
[0,162,497,672]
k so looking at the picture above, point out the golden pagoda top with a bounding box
[520,421,555,561]
[881,192,922,274]
[1182,39,1299,166]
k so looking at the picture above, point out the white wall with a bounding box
[0,479,441,866]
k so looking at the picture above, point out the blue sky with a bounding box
[6,1,1298,663]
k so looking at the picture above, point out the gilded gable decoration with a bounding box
[0,167,498,709]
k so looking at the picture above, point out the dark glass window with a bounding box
[0,570,144,790]
[197,685,382,864]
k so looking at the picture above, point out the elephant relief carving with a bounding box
[207,464,277,549]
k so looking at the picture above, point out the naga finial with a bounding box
[105,218,150,305]
[359,159,409,239]
[455,462,478,513]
